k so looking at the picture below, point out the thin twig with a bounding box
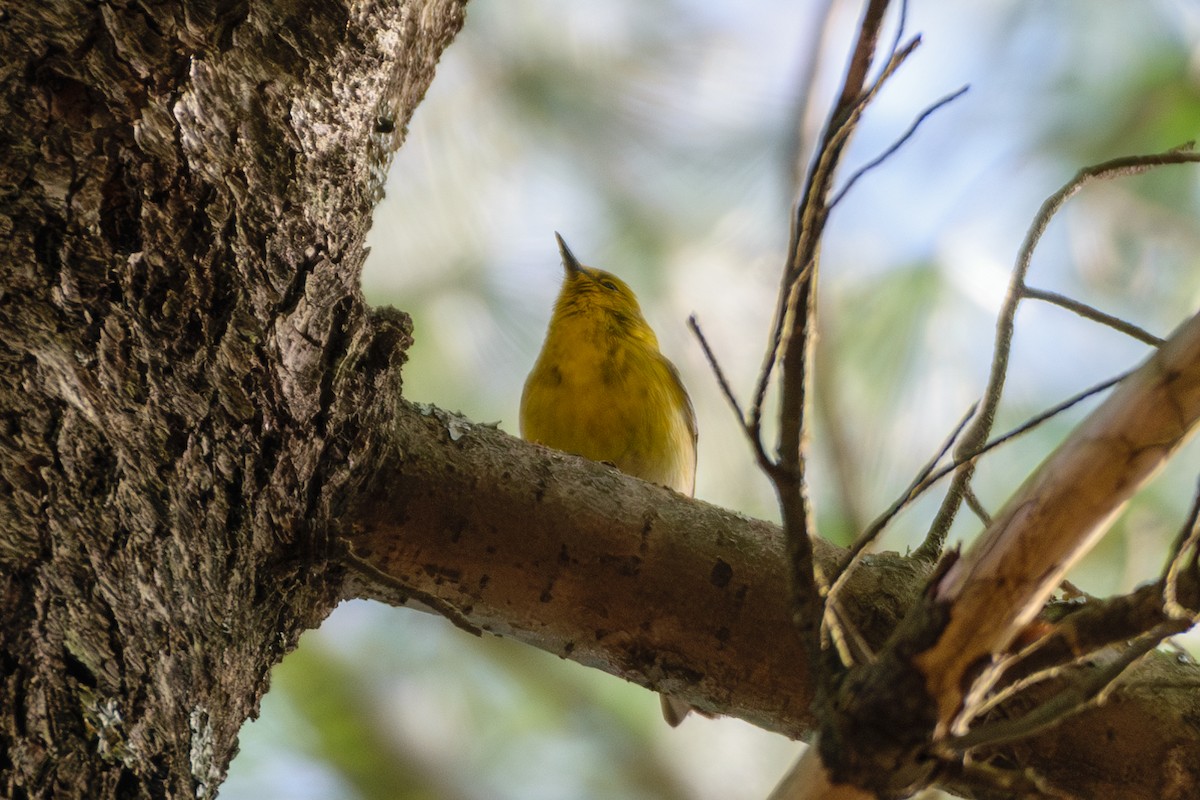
[763,0,843,471]
[765,0,908,655]
[964,487,992,526]
[786,0,840,192]
[778,33,923,465]
[823,593,876,669]
[1162,475,1200,618]
[339,538,483,637]
[917,307,1200,742]
[955,372,1127,464]
[749,7,919,452]
[960,624,1111,729]
[834,401,977,582]
[910,371,1129,562]
[944,758,1073,800]
[688,314,746,424]
[962,566,1197,734]
[918,143,1200,558]
[966,648,1080,725]
[884,0,909,67]
[1023,286,1164,347]
[821,404,976,659]
[834,0,893,121]
[830,84,969,209]
[943,624,1175,753]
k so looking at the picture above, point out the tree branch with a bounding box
[918,307,1200,733]
[343,401,1200,799]
[344,402,853,737]
[922,145,1200,556]
[766,0,918,666]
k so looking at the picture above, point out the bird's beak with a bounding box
[555,232,582,277]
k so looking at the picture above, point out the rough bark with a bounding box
[0,1,464,797]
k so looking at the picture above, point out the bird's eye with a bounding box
[600,280,618,291]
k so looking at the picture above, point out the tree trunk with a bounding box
[1,2,463,797]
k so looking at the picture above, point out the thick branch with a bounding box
[345,404,861,737]
[344,402,1200,799]
[918,308,1200,730]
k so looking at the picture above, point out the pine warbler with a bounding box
[520,233,699,725]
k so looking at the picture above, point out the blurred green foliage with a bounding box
[222,2,1200,798]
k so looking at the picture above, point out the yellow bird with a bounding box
[520,233,699,725]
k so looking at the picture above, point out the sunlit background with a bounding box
[223,1,1200,798]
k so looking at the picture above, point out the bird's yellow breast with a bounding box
[521,295,695,494]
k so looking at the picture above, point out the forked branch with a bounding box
[770,39,1200,800]
[920,144,1200,558]
[754,0,925,663]
[917,307,1200,733]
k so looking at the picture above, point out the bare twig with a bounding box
[920,144,1200,557]
[750,3,917,452]
[832,401,976,584]
[964,371,1127,453]
[830,84,969,209]
[966,645,1092,726]
[944,758,1074,800]
[820,403,974,658]
[916,307,1200,733]
[763,32,926,466]
[955,604,1155,733]
[1023,286,1164,347]
[884,0,909,67]
[942,624,1175,753]
[908,372,1130,560]
[1163,476,1200,618]
[834,0,893,119]
[823,593,876,669]
[764,12,1200,800]
[786,0,841,192]
[984,580,1188,686]
[947,509,1200,733]
[963,487,991,526]
[688,314,746,424]
[761,0,913,651]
